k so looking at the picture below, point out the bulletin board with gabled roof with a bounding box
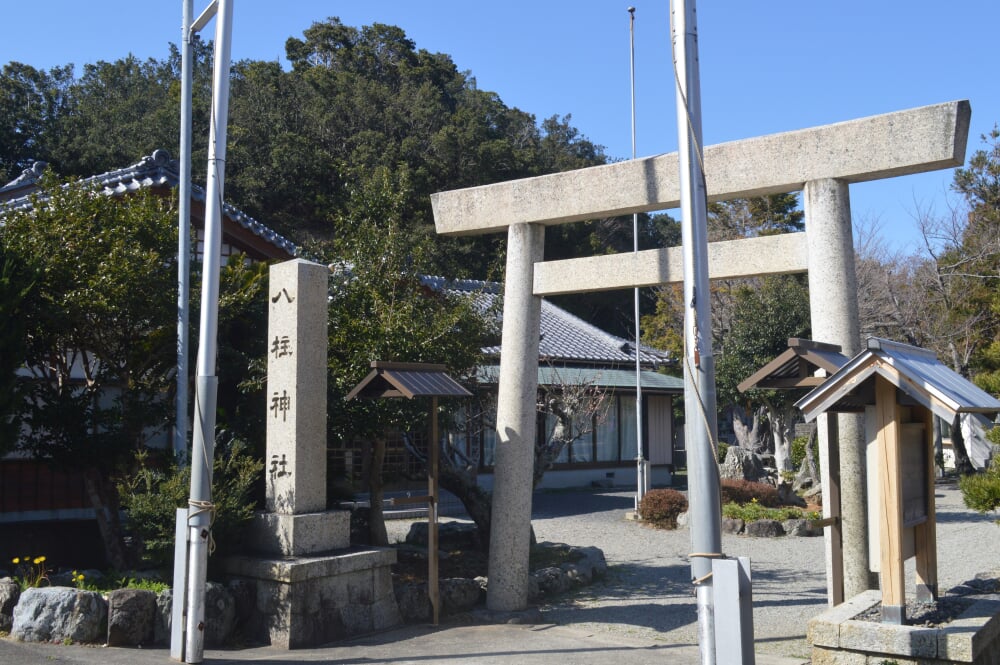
[796,337,1000,624]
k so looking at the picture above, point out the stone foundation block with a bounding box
[248,510,350,556]
[223,546,400,649]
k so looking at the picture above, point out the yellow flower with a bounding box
[33,556,44,565]
[12,557,19,564]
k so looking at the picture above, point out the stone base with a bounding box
[808,590,1000,664]
[247,510,350,556]
[223,547,401,648]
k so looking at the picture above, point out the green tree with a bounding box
[0,62,73,181]
[715,275,812,472]
[320,167,492,545]
[0,245,32,455]
[954,127,1000,393]
[2,173,178,568]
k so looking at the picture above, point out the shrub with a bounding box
[960,454,1000,523]
[716,442,729,464]
[639,489,688,529]
[790,435,809,469]
[118,434,263,570]
[721,501,808,522]
[720,478,780,507]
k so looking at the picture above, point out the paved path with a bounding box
[528,480,1000,661]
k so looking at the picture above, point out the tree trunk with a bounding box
[439,465,492,550]
[728,404,766,452]
[769,407,796,474]
[950,414,976,476]
[367,437,389,546]
[794,428,820,492]
[82,466,130,570]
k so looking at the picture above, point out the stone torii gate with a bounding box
[431,101,971,612]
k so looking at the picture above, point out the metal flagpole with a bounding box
[170,4,195,659]
[670,0,723,663]
[628,6,647,511]
[184,0,232,661]
[176,0,194,465]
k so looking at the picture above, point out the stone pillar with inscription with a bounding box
[227,259,400,648]
[251,258,348,554]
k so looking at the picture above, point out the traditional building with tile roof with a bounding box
[336,276,684,493]
[0,149,296,261]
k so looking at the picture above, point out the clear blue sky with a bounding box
[4,1,998,254]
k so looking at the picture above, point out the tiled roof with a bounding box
[478,365,683,391]
[420,276,673,368]
[797,337,1000,423]
[0,150,296,257]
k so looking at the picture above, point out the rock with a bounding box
[441,578,482,614]
[572,546,607,579]
[227,578,256,631]
[531,567,570,596]
[777,481,807,507]
[154,589,172,645]
[405,521,480,551]
[676,511,689,527]
[0,577,20,632]
[394,583,431,622]
[12,587,107,643]
[721,517,745,535]
[720,447,766,482]
[745,519,785,538]
[393,577,484,622]
[783,518,821,537]
[560,560,591,586]
[203,581,235,647]
[802,485,823,505]
[107,588,156,646]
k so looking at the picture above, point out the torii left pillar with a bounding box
[487,223,544,611]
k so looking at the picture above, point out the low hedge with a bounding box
[719,478,780,507]
[639,489,689,529]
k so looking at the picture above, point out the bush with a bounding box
[960,454,1000,522]
[720,478,780,507]
[790,435,809,469]
[639,489,688,529]
[118,434,263,570]
[721,501,814,522]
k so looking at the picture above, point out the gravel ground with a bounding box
[388,479,1000,662]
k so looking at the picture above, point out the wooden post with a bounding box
[429,396,440,625]
[875,376,905,624]
[914,405,938,603]
[823,415,844,606]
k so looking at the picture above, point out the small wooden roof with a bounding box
[796,337,1000,423]
[738,338,849,393]
[345,361,472,401]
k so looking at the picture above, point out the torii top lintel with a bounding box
[431,101,970,237]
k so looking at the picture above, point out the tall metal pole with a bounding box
[176,0,194,464]
[628,6,647,511]
[185,0,233,661]
[670,1,722,663]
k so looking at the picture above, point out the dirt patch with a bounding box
[392,547,489,584]
[853,596,975,627]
